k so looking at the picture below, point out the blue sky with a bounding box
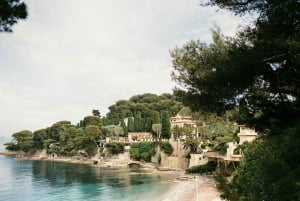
[0,0,244,138]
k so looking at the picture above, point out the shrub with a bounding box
[106,142,125,155]
[4,142,19,151]
[139,142,155,162]
[129,142,156,162]
[159,142,173,155]
[186,161,217,174]
[85,143,97,156]
[215,143,228,155]
[130,143,140,160]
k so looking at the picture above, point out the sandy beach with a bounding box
[156,175,221,201]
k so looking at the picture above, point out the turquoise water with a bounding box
[0,155,175,201]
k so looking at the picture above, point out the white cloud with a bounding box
[0,0,243,137]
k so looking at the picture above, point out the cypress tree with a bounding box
[120,118,128,137]
[127,117,135,132]
[134,111,144,132]
[161,111,171,139]
[152,111,161,124]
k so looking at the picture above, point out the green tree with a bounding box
[0,0,27,32]
[127,117,135,132]
[143,117,153,132]
[129,143,140,160]
[58,126,77,155]
[161,111,171,139]
[32,129,48,149]
[12,130,33,152]
[151,111,161,124]
[105,142,125,155]
[134,111,144,132]
[92,109,101,117]
[74,125,101,156]
[82,116,102,128]
[183,138,199,154]
[4,142,18,151]
[172,1,300,129]
[102,125,124,138]
[171,27,238,113]
[159,142,173,155]
[85,125,101,146]
[120,119,128,137]
[151,124,162,140]
[172,1,300,200]
[48,121,72,141]
[105,93,183,127]
[227,133,299,201]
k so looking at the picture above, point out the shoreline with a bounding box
[156,175,222,201]
[1,151,222,201]
[0,150,96,164]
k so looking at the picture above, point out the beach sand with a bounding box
[156,175,221,201]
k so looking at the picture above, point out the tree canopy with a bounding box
[105,93,183,132]
[172,1,300,200]
[3,93,183,157]
[172,1,300,132]
[0,0,27,32]
[11,130,32,152]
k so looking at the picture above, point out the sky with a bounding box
[0,0,244,138]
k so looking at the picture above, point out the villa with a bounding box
[189,126,258,168]
[170,114,198,138]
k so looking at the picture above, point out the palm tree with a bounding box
[183,138,199,154]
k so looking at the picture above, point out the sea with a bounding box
[0,155,176,201]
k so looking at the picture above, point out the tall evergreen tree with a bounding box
[161,111,171,139]
[152,111,161,124]
[127,117,135,132]
[143,117,153,132]
[134,111,144,132]
[120,118,128,137]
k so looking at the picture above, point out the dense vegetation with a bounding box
[105,142,125,155]
[0,0,27,32]
[172,0,300,200]
[159,142,174,155]
[130,142,173,162]
[5,116,103,156]
[130,142,156,162]
[185,161,217,174]
[4,93,182,157]
[104,93,183,133]
[224,126,300,201]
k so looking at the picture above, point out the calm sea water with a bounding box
[0,155,176,201]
